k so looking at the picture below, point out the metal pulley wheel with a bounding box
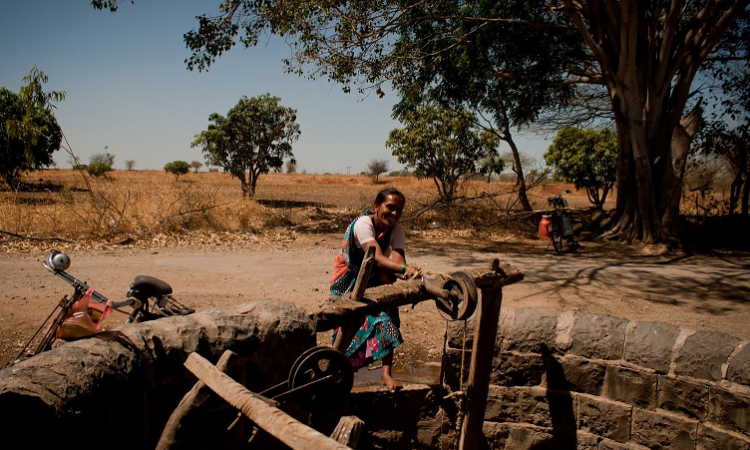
[435,271,478,321]
[289,347,354,412]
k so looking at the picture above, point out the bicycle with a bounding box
[16,250,194,360]
[539,189,579,254]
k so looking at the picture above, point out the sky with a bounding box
[0,0,552,174]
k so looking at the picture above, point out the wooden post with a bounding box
[333,245,375,353]
[156,350,237,450]
[330,415,364,449]
[184,352,351,450]
[457,259,505,450]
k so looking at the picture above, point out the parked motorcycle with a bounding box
[16,250,194,360]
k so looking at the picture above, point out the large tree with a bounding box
[1,86,62,188]
[386,105,500,202]
[192,94,300,198]
[95,0,750,244]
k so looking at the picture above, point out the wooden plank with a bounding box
[313,262,523,332]
[330,415,365,448]
[458,260,505,450]
[184,352,351,450]
[333,246,375,353]
[156,350,237,450]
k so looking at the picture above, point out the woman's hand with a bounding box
[403,264,421,279]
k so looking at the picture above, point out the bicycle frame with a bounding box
[543,190,578,254]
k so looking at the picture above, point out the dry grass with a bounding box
[0,170,604,249]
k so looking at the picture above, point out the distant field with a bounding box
[0,169,596,245]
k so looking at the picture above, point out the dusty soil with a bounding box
[2,233,749,370]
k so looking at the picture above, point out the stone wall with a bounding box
[444,307,750,450]
[0,301,314,450]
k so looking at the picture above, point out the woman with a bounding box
[330,187,420,392]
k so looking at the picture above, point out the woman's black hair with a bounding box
[373,187,405,206]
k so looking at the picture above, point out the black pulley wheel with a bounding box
[289,348,353,412]
[287,345,331,389]
[450,271,479,320]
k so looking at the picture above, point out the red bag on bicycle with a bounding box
[56,288,113,340]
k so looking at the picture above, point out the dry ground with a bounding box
[2,232,749,370]
[2,171,749,371]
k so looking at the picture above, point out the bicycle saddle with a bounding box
[129,275,173,299]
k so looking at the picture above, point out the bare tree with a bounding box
[367,159,389,183]
[190,160,203,173]
[285,160,297,174]
[124,160,136,171]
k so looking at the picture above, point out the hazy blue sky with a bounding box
[1,0,551,174]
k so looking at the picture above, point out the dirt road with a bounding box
[2,234,749,368]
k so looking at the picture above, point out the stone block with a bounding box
[656,376,708,420]
[569,313,628,360]
[578,394,632,443]
[550,355,606,395]
[485,385,523,422]
[482,422,510,450]
[727,342,750,387]
[599,440,651,450]
[490,352,545,387]
[500,307,562,354]
[505,423,575,450]
[696,423,750,450]
[708,386,750,435]
[631,407,698,450]
[674,330,741,381]
[520,386,577,431]
[604,366,656,408]
[577,431,602,450]
[350,384,439,429]
[623,321,680,373]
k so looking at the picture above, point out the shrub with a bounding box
[164,160,191,179]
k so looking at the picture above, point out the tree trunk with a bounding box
[742,174,750,216]
[502,132,532,211]
[497,90,533,211]
[662,104,703,235]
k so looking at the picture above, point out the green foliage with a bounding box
[192,94,300,197]
[86,151,115,178]
[90,151,115,166]
[164,160,191,179]
[478,154,505,183]
[86,162,113,177]
[386,105,499,202]
[0,79,62,188]
[544,127,617,207]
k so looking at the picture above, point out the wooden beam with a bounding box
[313,261,523,332]
[457,260,506,450]
[184,352,351,450]
[156,350,237,450]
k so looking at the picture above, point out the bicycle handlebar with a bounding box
[42,261,141,313]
